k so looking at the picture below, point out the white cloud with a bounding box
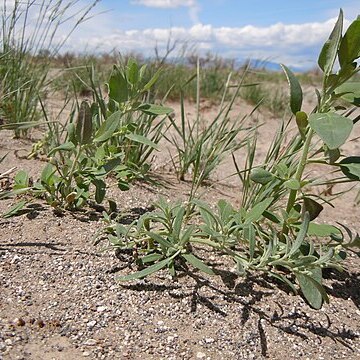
[131,0,196,8]
[64,16,349,69]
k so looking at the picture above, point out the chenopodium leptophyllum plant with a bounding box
[101,10,360,309]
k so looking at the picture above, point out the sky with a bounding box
[16,0,360,70]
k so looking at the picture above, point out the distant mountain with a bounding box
[235,59,306,73]
[163,56,308,72]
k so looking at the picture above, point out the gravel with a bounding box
[0,208,359,360]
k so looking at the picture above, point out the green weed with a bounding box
[165,65,253,189]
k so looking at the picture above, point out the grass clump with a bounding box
[0,0,99,137]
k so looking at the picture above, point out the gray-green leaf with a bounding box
[309,113,353,150]
[318,9,343,74]
[295,268,328,309]
[137,104,173,116]
[281,64,303,115]
[94,111,122,143]
[125,133,159,150]
[116,257,172,281]
[182,253,215,275]
[250,168,274,185]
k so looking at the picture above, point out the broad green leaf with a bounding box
[182,253,215,275]
[217,199,234,223]
[250,168,274,185]
[308,113,353,150]
[335,82,360,106]
[41,163,55,183]
[318,9,343,74]
[339,156,360,180]
[139,64,147,81]
[137,104,173,116]
[280,64,303,115]
[14,170,29,189]
[246,198,273,224]
[118,180,130,191]
[127,59,139,85]
[125,133,159,150]
[116,257,172,281]
[284,178,301,190]
[48,142,75,156]
[197,205,216,228]
[303,197,323,221]
[339,18,360,67]
[295,268,328,309]
[3,200,27,218]
[141,253,164,264]
[307,223,341,237]
[168,260,176,277]
[145,231,173,249]
[109,66,128,104]
[103,158,123,173]
[94,110,122,143]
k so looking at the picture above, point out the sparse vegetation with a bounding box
[0,1,359,320]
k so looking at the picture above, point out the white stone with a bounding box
[86,320,97,328]
[84,339,97,346]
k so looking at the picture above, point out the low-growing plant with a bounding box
[90,58,172,180]
[102,10,360,309]
[4,58,173,213]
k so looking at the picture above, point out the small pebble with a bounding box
[87,320,97,329]
[13,317,25,326]
[84,339,97,346]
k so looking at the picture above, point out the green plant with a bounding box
[4,58,173,213]
[0,0,99,137]
[102,199,214,280]
[233,9,360,307]
[166,66,253,188]
[101,10,360,310]
[87,58,172,180]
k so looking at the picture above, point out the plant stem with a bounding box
[282,128,314,234]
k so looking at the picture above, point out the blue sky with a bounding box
[66,0,360,69]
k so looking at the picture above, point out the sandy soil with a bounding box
[0,92,359,360]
